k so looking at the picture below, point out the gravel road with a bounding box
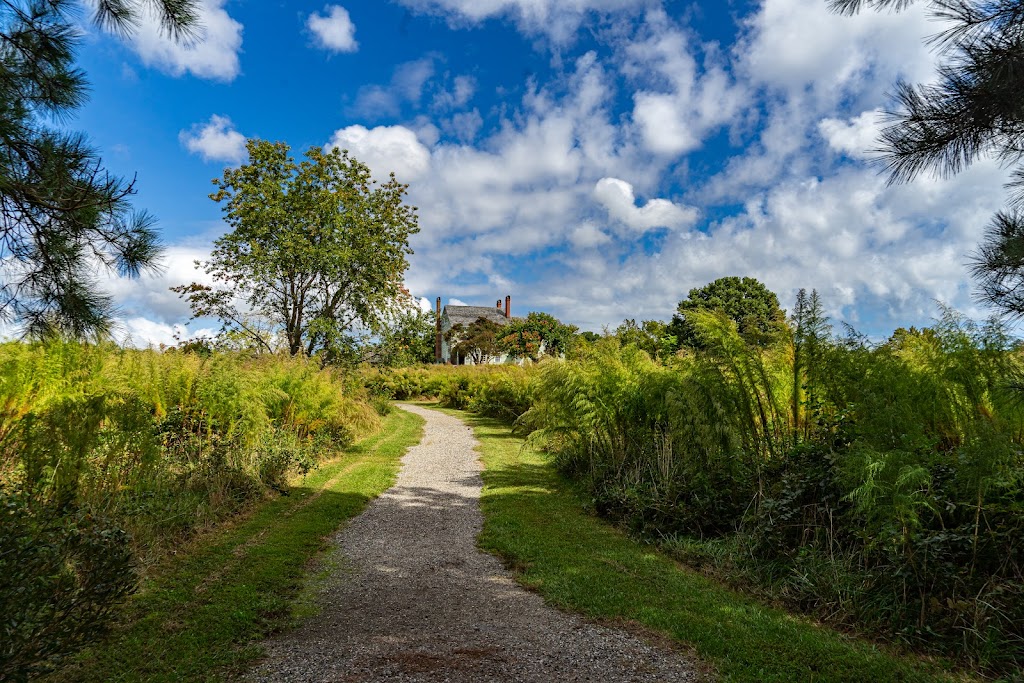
[247,403,700,682]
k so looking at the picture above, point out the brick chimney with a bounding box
[435,297,442,363]
[504,295,511,319]
[496,299,501,310]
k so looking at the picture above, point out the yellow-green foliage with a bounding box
[524,312,1024,674]
[0,341,379,548]
[361,363,535,420]
[0,342,382,682]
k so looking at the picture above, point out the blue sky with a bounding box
[71,0,1012,344]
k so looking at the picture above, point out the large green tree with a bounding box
[173,139,419,360]
[830,0,1024,317]
[0,0,197,338]
[614,318,677,361]
[668,276,787,350]
[374,307,436,366]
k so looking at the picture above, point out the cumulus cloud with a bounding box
[396,0,654,41]
[442,109,483,143]
[326,125,433,183]
[179,115,247,163]
[593,178,698,232]
[539,159,1009,332]
[126,0,243,81]
[307,5,358,53]
[433,75,476,110]
[115,319,214,349]
[329,49,699,309]
[350,57,436,118]
[98,242,215,342]
[818,109,885,160]
[737,0,937,101]
[698,0,943,203]
[626,12,747,155]
[569,222,613,249]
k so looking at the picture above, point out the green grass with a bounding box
[452,408,973,683]
[51,407,424,683]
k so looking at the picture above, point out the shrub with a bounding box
[0,489,136,681]
[522,309,1024,674]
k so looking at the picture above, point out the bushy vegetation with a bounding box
[0,341,379,679]
[519,303,1024,675]
[362,364,534,422]
[468,409,955,683]
[1,490,135,682]
[363,285,1021,674]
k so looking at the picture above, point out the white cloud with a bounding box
[99,242,216,335]
[350,57,436,117]
[126,0,243,81]
[819,109,885,160]
[593,177,698,232]
[396,0,653,41]
[626,12,747,155]
[697,0,946,204]
[737,0,938,101]
[326,125,433,183]
[115,319,196,349]
[179,115,247,164]
[442,109,483,143]
[341,51,669,307]
[532,162,1006,332]
[433,75,476,110]
[307,5,358,53]
[569,222,612,248]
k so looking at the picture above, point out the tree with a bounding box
[498,311,577,361]
[830,0,1024,317]
[173,139,419,361]
[614,318,677,361]
[446,316,503,364]
[668,276,787,350]
[373,307,436,366]
[0,0,198,338]
[791,288,831,441]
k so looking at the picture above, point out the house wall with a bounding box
[440,310,512,365]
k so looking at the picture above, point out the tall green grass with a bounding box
[0,341,379,678]
[464,408,960,683]
[519,310,1024,676]
[49,408,424,683]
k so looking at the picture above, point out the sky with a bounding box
[67,0,1015,345]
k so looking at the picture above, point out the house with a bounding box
[435,295,513,364]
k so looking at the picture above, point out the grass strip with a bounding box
[454,408,972,683]
[54,407,424,683]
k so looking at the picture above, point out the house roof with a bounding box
[444,306,511,327]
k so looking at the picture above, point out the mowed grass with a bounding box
[452,408,973,683]
[51,407,424,683]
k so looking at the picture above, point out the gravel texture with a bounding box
[248,403,700,682]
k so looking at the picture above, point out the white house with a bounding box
[435,295,513,365]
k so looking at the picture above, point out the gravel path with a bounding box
[248,403,700,682]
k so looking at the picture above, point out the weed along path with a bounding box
[248,403,700,683]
